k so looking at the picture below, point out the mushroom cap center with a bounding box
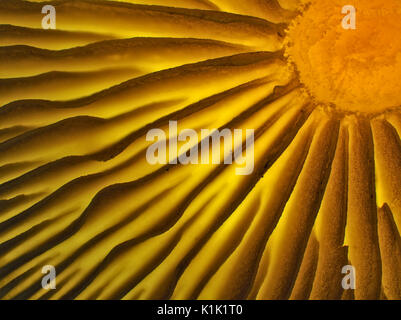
[286,0,401,114]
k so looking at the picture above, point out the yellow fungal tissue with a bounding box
[286,0,401,114]
[0,0,401,301]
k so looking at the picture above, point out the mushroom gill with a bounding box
[0,0,400,300]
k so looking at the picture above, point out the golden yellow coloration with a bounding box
[1,0,401,301]
[286,0,401,113]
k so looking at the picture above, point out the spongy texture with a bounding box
[286,0,401,114]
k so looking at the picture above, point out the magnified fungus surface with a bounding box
[0,0,401,300]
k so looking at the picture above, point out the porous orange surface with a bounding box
[286,0,401,113]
